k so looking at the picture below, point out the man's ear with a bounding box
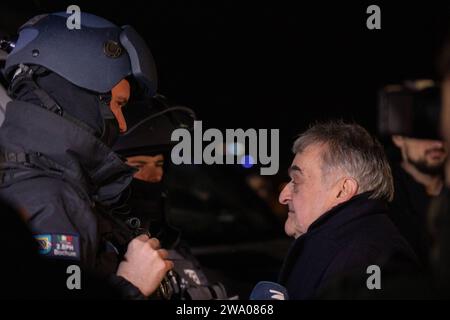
[391,135,404,149]
[336,177,359,203]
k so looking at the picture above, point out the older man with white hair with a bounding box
[278,121,419,299]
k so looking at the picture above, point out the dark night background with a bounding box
[2,1,450,298]
[2,1,449,171]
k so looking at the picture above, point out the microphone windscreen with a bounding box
[249,281,289,300]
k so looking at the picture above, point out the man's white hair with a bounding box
[293,121,394,201]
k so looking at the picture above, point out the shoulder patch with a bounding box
[34,234,80,261]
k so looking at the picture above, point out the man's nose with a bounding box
[279,183,291,205]
[429,140,445,149]
[154,172,163,183]
[115,112,127,133]
[117,113,127,133]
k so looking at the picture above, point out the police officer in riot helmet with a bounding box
[113,96,229,300]
[0,12,173,298]
[378,80,447,266]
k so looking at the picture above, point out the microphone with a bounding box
[249,281,289,300]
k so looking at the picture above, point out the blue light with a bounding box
[241,155,254,168]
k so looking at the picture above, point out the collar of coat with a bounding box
[277,192,389,285]
[0,100,136,206]
[306,191,387,234]
[281,192,387,263]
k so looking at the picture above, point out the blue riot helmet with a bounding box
[3,12,158,146]
[4,12,157,96]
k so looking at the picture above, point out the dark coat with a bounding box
[0,101,142,298]
[278,193,419,299]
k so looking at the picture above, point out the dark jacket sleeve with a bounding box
[4,177,99,269]
[106,274,147,300]
[2,177,150,299]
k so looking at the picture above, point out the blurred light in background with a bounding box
[227,142,245,156]
[240,155,254,168]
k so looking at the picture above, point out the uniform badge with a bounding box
[35,234,52,255]
[33,233,80,261]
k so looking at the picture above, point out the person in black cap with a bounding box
[113,95,229,300]
[0,12,172,298]
[378,80,447,266]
